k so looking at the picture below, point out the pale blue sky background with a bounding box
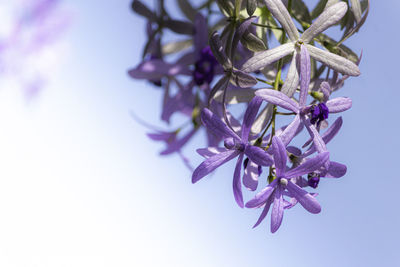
[0,1,398,266]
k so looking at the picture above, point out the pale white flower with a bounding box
[242,0,360,98]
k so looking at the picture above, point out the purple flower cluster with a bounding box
[129,0,368,233]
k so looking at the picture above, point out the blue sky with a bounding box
[0,1,397,266]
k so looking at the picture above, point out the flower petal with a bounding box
[246,179,278,208]
[279,114,303,146]
[233,154,245,208]
[131,0,157,21]
[252,196,273,228]
[128,60,191,80]
[242,43,294,73]
[192,149,240,183]
[210,31,232,69]
[304,118,327,153]
[264,0,300,42]
[285,152,330,179]
[306,44,360,76]
[271,186,284,233]
[231,69,258,88]
[251,104,274,134]
[325,161,347,178]
[255,89,300,113]
[201,108,241,141]
[350,0,362,23]
[286,181,321,214]
[232,17,257,59]
[196,147,227,158]
[160,128,197,155]
[281,51,299,98]
[244,145,274,166]
[243,159,260,191]
[303,117,342,156]
[194,14,208,55]
[301,2,348,43]
[241,96,263,140]
[326,97,352,113]
[214,88,256,104]
[299,45,311,107]
[272,136,287,177]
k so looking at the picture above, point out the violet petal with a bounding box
[255,89,300,113]
[233,154,245,208]
[286,181,321,214]
[271,186,284,233]
[245,179,278,208]
[272,136,287,178]
[285,152,330,179]
[244,145,274,166]
[192,149,240,183]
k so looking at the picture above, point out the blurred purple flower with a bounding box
[0,0,70,99]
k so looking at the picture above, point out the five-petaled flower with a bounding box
[246,136,329,233]
[193,96,274,207]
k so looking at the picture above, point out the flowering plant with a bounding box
[129,0,369,233]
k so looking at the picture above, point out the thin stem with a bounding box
[256,78,274,86]
[251,22,284,31]
[276,112,296,116]
[221,75,236,134]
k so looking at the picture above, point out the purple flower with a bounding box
[146,128,197,170]
[192,96,273,207]
[242,1,360,98]
[246,136,329,233]
[255,45,352,153]
[147,128,197,156]
[128,13,219,87]
[242,157,263,191]
[192,46,218,86]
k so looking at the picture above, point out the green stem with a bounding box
[276,112,296,116]
[251,22,284,31]
[256,78,274,86]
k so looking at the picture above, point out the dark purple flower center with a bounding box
[310,103,329,126]
[307,173,320,188]
[192,46,217,86]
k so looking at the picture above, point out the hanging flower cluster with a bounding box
[128,0,369,233]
